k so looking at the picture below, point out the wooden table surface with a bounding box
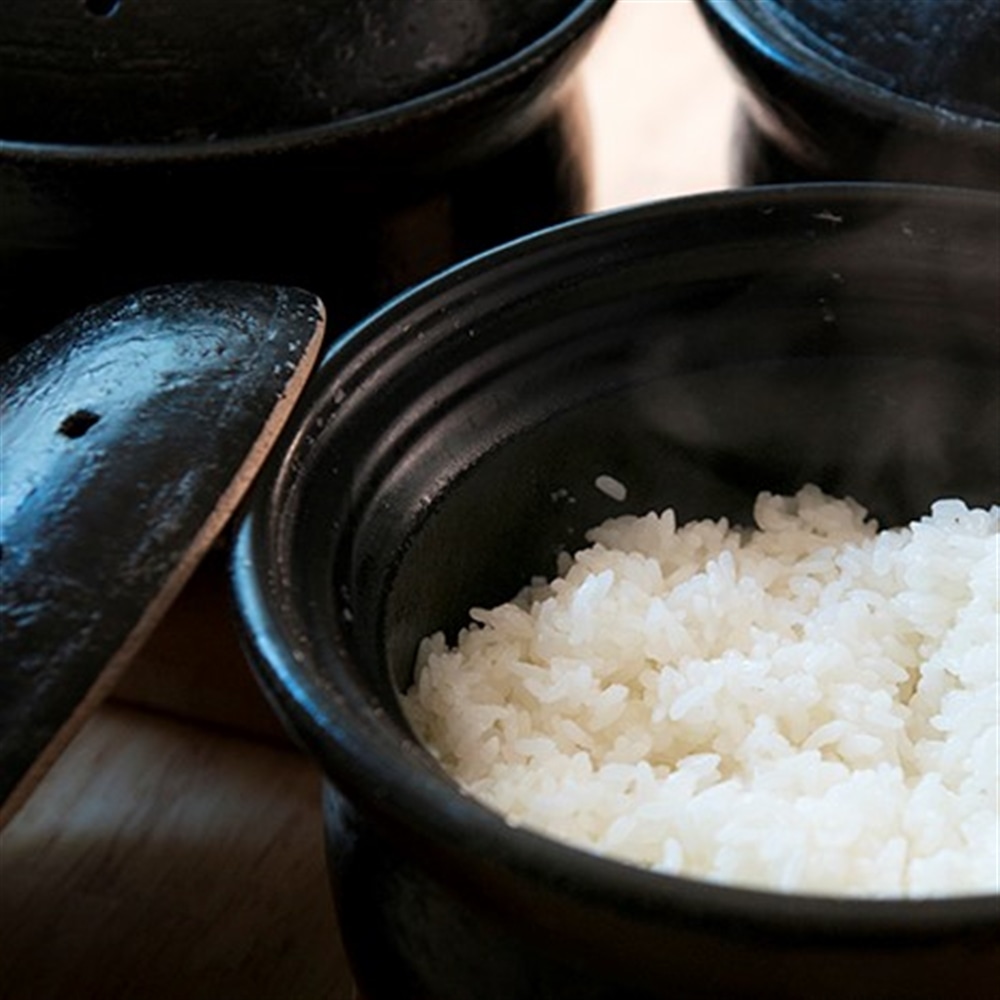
[0,4,738,997]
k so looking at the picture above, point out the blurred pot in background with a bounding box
[696,0,1000,188]
[0,0,615,361]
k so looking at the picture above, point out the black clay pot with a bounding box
[232,184,999,1000]
[695,0,1000,188]
[0,0,614,361]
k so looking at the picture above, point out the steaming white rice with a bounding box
[403,485,999,897]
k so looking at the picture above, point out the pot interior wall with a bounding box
[316,195,1000,699]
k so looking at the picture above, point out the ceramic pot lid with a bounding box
[0,282,325,826]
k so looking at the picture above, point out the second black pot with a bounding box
[696,0,1000,188]
[0,0,614,360]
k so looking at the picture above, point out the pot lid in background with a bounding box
[0,282,325,827]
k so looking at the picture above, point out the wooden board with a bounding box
[0,706,351,1000]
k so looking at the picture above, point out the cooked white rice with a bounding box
[402,485,999,898]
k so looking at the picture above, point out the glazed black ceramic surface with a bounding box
[233,186,1000,1000]
[696,0,1000,188]
[0,282,324,824]
[0,0,613,361]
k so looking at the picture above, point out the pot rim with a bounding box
[0,0,613,166]
[232,182,1000,935]
[697,0,1000,139]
